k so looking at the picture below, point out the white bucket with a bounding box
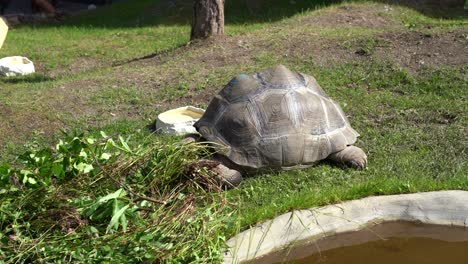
[0,56,35,76]
[156,106,205,135]
[0,17,7,49]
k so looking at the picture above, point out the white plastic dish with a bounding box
[155,106,205,135]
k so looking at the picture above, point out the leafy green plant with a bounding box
[0,131,135,189]
[0,130,231,263]
[77,188,138,233]
[404,22,417,29]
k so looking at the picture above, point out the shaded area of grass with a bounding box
[50,0,468,28]
[0,0,465,72]
[0,73,53,84]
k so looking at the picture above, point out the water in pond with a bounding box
[250,221,468,264]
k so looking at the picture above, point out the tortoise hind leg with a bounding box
[328,146,367,169]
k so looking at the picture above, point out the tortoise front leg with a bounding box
[181,133,202,144]
[191,160,243,188]
[328,146,367,169]
[212,162,243,188]
[182,135,242,188]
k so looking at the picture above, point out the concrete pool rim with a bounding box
[223,190,468,263]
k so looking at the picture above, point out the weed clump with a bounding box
[0,132,232,263]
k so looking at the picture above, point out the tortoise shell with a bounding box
[194,65,360,170]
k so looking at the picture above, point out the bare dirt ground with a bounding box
[374,31,467,71]
[301,4,401,28]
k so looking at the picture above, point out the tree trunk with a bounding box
[191,0,224,40]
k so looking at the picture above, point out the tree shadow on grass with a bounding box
[57,0,338,28]
[381,0,466,19]
[29,0,465,29]
[111,42,188,66]
[0,73,53,84]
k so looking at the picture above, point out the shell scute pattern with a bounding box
[300,73,329,98]
[214,101,260,148]
[220,74,263,103]
[256,65,304,89]
[253,90,298,137]
[194,65,359,170]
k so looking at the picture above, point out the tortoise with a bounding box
[190,65,367,187]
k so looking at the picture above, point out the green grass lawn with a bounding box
[0,0,467,263]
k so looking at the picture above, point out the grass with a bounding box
[0,0,467,263]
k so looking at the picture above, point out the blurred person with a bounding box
[33,0,61,18]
